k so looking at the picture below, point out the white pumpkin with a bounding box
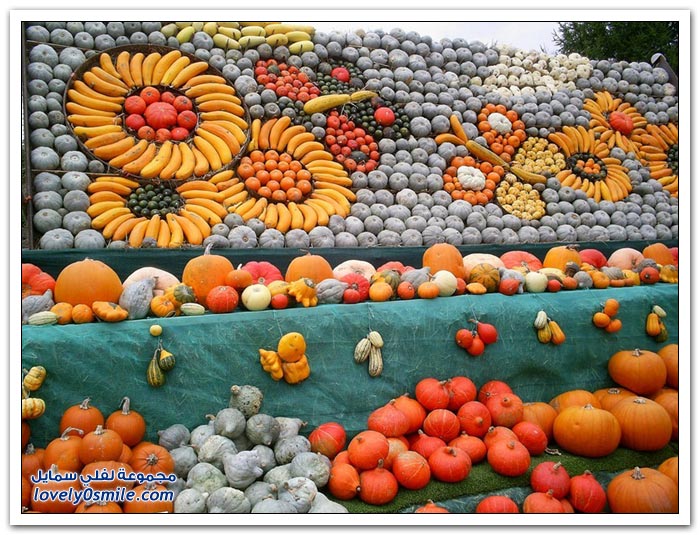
[524,271,549,293]
[463,253,505,278]
[432,270,458,297]
[332,259,376,281]
[606,247,645,270]
[122,267,180,296]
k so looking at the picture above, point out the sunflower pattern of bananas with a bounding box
[66,47,249,180]
[548,125,633,202]
[632,123,679,197]
[583,90,647,157]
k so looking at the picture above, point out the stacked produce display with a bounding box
[19,19,680,518]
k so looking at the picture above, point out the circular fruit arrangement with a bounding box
[126,183,183,219]
[442,155,504,205]
[254,59,321,102]
[513,137,567,176]
[324,111,380,173]
[238,150,312,204]
[477,104,527,164]
[346,99,411,141]
[66,45,249,180]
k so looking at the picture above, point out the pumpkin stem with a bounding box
[120,396,132,414]
[631,466,645,480]
[203,242,214,256]
[553,461,562,471]
[544,447,562,456]
[79,397,93,410]
[146,453,160,466]
[24,443,35,455]
[93,425,105,435]
[61,426,84,439]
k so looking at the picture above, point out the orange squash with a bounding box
[423,243,466,279]
[542,245,582,272]
[643,242,675,266]
[182,243,235,305]
[467,263,500,293]
[285,253,334,284]
[54,258,123,306]
[50,302,74,324]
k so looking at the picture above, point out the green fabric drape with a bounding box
[21,284,679,449]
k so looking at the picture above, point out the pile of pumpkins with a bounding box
[21,241,678,326]
[314,343,678,513]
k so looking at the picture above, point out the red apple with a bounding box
[173,95,193,112]
[177,110,198,130]
[140,86,160,105]
[154,128,172,142]
[137,125,155,141]
[124,95,147,115]
[125,113,146,131]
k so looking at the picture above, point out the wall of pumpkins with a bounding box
[24,20,679,251]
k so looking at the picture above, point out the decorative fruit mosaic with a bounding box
[24,21,679,250]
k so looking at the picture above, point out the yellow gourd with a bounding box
[281,355,311,384]
[286,278,318,307]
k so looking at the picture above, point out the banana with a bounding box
[83,129,128,150]
[577,125,590,153]
[265,33,288,47]
[210,169,236,185]
[95,175,140,188]
[313,182,356,202]
[65,102,117,118]
[178,209,211,239]
[108,138,150,168]
[185,74,228,88]
[263,203,279,228]
[310,192,349,216]
[305,164,348,177]
[102,212,135,239]
[599,180,613,202]
[194,131,228,168]
[90,66,129,90]
[196,99,246,117]
[304,159,345,172]
[121,143,158,175]
[310,173,352,187]
[563,126,583,153]
[128,218,150,247]
[139,141,174,179]
[288,40,314,55]
[83,130,128,149]
[570,175,582,191]
[166,213,185,248]
[159,143,183,180]
[287,202,305,230]
[296,203,318,232]
[176,26,196,44]
[92,136,136,161]
[112,216,146,242]
[91,206,131,230]
[141,52,162,86]
[173,142,196,180]
[72,80,125,104]
[593,180,602,203]
[170,61,211,88]
[87,200,127,218]
[115,50,135,88]
[99,53,122,80]
[199,122,241,155]
[305,197,336,220]
[286,132,316,156]
[194,91,242,106]
[233,197,257,216]
[180,189,225,203]
[67,89,123,113]
[150,50,183,85]
[248,119,262,151]
[223,190,250,208]
[68,114,121,128]
[177,180,219,194]
[157,218,174,247]
[82,71,129,97]
[144,214,162,240]
[238,35,266,48]
[160,55,192,86]
[183,203,223,226]
[275,202,292,233]
[301,150,334,166]
[206,120,247,145]
[173,214,203,245]
[89,190,124,204]
[293,140,325,160]
[449,114,468,143]
[216,182,246,198]
[257,118,278,151]
[191,146,211,177]
[240,197,268,221]
[548,132,571,157]
[186,197,228,218]
[128,52,145,87]
[272,124,305,152]
[264,23,315,35]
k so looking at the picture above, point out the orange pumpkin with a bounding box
[607,467,678,513]
[608,349,667,396]
[657,344,679,389]
[71,303,95,324]
[123,482,173,513]
[75,501,123,513]
[642,242,676,266]
[182,244,235,305]
[552,404,621,457]
[468,263,500,293]
[652,390,678,441]
[54,258,123,306]
[129,442,175,476]
[550,389,601,413]
[284,253,334,284]
[423,243,466,279]
[500,250,543,271]
[657,456,678,487]
[369,281,394,302]
[30,465,81,513]
[609,397,673,451]
[50,302,74,325]
[542,245,582,272]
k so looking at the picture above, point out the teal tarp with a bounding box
[21,284,679,449]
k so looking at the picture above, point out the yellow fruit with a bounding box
[150,324,163,337]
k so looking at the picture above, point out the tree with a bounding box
[552,22,679,74]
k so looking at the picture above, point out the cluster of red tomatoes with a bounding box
[324,111,380,173]
[123,87,197,143]
[254,59,322,102]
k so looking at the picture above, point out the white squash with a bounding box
[332,259,376,281]
[463,253,505,278]
[122,266,180,297]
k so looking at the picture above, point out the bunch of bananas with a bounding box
[67,50,248,180]
[584,90,647,156]
[633,123,679,197]
[162,21,316,53]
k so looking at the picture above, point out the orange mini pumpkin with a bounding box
[50,302,74,325]
[542,245,582,272]
[422,243,466,279]
[182,244,235,305]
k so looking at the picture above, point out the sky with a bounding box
[312,21,561,54]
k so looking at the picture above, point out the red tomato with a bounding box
[177,110,198,130]
[374,106,396,127]
[155,128,172,142]
[160,91,176,104]
[172,95,193,112]
[124,95,147,115]
[326,115,341,130]
[331,67,350,82]
[170,127,190,141]
[125,113,146,131]
[140,86,160,105]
